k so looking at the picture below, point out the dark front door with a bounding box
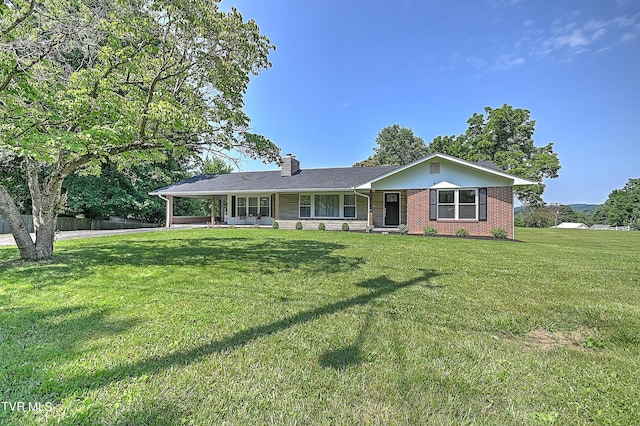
[384,192,400,226]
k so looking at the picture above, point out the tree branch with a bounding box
[0,0,36,37]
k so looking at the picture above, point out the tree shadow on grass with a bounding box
[319,306,375,371]
[1,235,364,290]
[47,271,440,401]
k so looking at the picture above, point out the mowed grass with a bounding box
[0,228,639,425]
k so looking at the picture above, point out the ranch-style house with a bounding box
[150,153,537,239]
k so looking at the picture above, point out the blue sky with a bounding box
[223,0,639,205]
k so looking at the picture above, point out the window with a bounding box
[437,189,477,220]
[248,197,258,216]
[299,195,311,218]
[315,195,340,217]
[237,197,247,217]
[236,196,270,218]
[343,195,356,218]
[298,194,356,218]
[259,197,270,217]
[458,190,477,219]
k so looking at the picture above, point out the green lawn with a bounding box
[1,228,639,425]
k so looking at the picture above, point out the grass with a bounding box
[0,227,639,425]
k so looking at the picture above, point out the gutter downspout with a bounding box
[353,189,371,226]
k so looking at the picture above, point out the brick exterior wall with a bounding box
[407,187,514,238]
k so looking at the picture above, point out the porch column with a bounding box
[210,195,215,225]
[166,195,174,227]
[368,190,373,226]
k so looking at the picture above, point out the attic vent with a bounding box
[430,162,440,174]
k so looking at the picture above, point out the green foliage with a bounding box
[318,222,326,231]
[0,0,280,260]
[427,105,561,205]
[354,124,428,166]
[397,224,409,234]
[295,221,303,230]
[518,206,556,228]
[491,228,508,239]
[423,226,438,236]
[272,221,279,229]
[342,222,350,231]
[200,156,234,175]
[593,178,640,229]
[455,228,469,237]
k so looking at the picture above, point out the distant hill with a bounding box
[515,204,601,213]
[569,204,600,213]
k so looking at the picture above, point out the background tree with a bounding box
[201,155,234,175]
[354,124,428,167]
[62,151,204,222]
[428,105,561,205]
[593,178,640,229]
[0,0,280,260]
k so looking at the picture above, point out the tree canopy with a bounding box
[0,0,280,260]
[593,178,640,229]
[427,105,560,205]
[353,124,428,167]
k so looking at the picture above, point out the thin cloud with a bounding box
[529,13,640,60]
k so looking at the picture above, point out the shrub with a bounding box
[295,221,303,230]
[342,222,349,232]
[423,226,438,236]
[271,221,279,229]
[318,222,326,231]
[365,225,375,233]
[491,228,508,239]
[397,224,409,235]
[455,228,469,237]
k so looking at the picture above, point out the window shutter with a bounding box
[479,188,487,221]
[429,189,437,221]
[231,196,236,217]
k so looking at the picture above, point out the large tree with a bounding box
[593,178,640,229]
[428,105,560,205]
[0,0,280,260]
[354,124,428,167]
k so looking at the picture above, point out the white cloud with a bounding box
[528,13,639,60]
[620,31,636,42]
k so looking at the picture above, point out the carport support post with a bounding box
[166,195,174,227]
[210,195,215,225]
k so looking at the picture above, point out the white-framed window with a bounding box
[248,197,258,216]
[298,194,357,219]
[437,189,478,220]
[237,197,247,217]
[259,197,270,217]
[237,196,270,218]
[299,195,311,218]
[343,194,356,218]
[314,194,340,217]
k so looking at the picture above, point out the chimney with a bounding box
[281,154,300,177]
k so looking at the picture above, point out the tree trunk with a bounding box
[0,183,38,260]
[26,161,65,261]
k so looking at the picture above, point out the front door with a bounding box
[384,192,400,226]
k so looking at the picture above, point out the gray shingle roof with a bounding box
[150,165,400,195]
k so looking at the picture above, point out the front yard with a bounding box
[1,228,639,424]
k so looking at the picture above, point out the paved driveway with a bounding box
[0,227,193,246]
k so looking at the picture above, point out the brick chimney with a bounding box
[281,154,300,177]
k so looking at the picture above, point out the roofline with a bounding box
[149,187,364,197]
[354,152,538,188]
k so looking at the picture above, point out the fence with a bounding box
[0,215,160,235]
